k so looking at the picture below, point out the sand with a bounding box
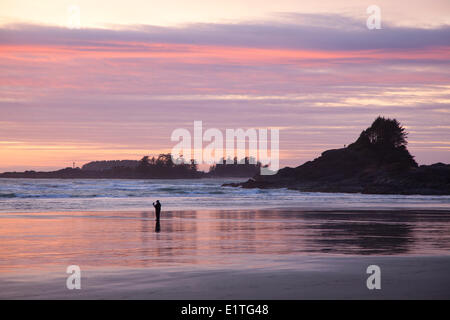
[1,255,449,299]
[1,208,449,299]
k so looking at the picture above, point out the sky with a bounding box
[0,0,449,171]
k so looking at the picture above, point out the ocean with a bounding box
[0,178,449,213]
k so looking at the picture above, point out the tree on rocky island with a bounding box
[357,116,408,148]
[350,116,417,169]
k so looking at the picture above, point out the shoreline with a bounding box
[1,207,450,215]
[2,178,449,213]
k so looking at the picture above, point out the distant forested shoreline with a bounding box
[0,154,261,179]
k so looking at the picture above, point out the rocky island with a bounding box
[225,117,450,195]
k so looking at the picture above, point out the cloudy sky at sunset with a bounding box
[1,0,449,171]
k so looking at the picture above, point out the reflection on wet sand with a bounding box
[0,209,449,273]
[301,211,415,254]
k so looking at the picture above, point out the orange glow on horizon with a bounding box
[2,42,449,66]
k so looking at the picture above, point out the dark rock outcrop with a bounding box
[224,117,450,195]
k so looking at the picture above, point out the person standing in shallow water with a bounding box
[153,200,161,221]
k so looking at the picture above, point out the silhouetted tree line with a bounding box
[0,153,203,179]
[82,160,139,171]
[135,154,199,178]
[0,153,264,179]
[208,156,262,177]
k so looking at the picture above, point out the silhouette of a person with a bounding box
[153,200,161,221]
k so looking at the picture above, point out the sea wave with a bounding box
[155,187,188,194]
[0,178,449,212]
[0,193,16,198]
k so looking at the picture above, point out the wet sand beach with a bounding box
[0,209,449,299]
